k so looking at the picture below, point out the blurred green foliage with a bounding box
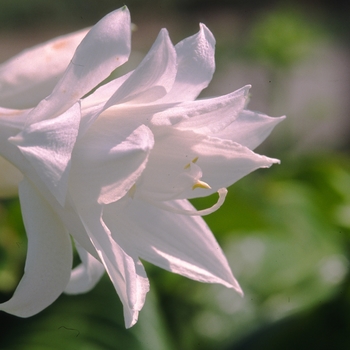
[244,7,322,69]
[0,199,26,293]
[0,273,175,350]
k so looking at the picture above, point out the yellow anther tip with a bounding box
[184,157,199,169]
[192,180,211,190]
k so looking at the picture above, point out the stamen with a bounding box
[184,156,199,169]
[147,188,228,216]
[192,180,211,190]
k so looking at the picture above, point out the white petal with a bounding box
[26,7,131,124]
[81,24,216,132]
[0,126,98,260]
[78,206,149,328]
[0,29,89,109]
[0,178,72,317]
[64,241,105,294]
[57,196,100,260]
[104,28,177,107]
[0,122,99,261]
[158,23,216,103]
[136,127,279,201]
[0,157,99,263]
[104,197,242,293]
[213,110,286,149]
[0,107,29,131]
[80,28,177,134]
[0,109,97,260]
[79,72,133,136]
[190,135,280,196]
[81,71,133,109]
[70,124,154,206]
[77,28,177,135]
[10,102,81,206]
[151,86,250,132]
[80,100,179,138]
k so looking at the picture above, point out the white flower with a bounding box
[0,7,284,327]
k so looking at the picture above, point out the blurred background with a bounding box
[1,0,350,349]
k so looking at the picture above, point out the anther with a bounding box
[192,180,211,190]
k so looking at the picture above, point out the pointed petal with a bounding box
[81,29,177,133]
[0,29,89,109]
[158,23,216,103]
[10,102,81,206]
[213,110,286,149]
[78,206,149,328]
[70,124,154,206]
[190,135,280,197]
[64,241,105,294]
[27,7,131,124]
[104,197,242,293]
[136,127,279,201]
[151,86,250,132]
[80,25,212,133]
[105,28,177,107]
[0,178,72,317]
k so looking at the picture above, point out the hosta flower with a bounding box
[0,7,284,327]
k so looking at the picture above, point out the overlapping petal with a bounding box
[80,28,177,134]
[135,126,279,201]
[104,197,242,293]
[26,7,131,125]
[212,110,286,149]
[0,178,72,317]
[64,241,105,294]
[78,206,149,328]
[0,28,89,109]
[10,102,81,206]
[81,21,215,127]
[70,124,154,206]
[105,28,177,107]
[151,85,250,130]
[158,23,216,103]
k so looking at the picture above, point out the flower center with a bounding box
[126,156,228,216]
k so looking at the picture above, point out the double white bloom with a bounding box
[0,7,284,327]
